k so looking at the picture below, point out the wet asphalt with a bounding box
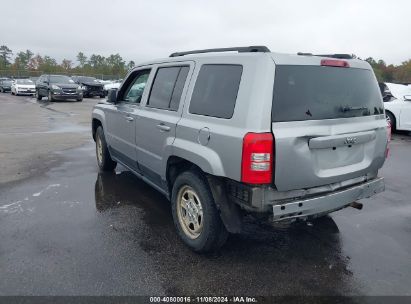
[0,94,411,297]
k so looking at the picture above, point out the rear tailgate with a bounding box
[270,55,387,191]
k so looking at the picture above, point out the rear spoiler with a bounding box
[297,53,353,59]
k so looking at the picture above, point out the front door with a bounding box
[105,69,152,172]
[399,99,411,130]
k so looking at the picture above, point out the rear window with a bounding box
[272,65,384,122]
[148,66,189,111]
[189,64,242,119]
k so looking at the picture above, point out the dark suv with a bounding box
[71,76,104,98]
[0,78,12,93]
[36,75,83,102]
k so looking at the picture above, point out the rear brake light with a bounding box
[321,59,350,68]
[241,133,274,184]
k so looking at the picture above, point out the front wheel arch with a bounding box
[386,110,397,131]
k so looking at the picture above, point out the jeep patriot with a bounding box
[91,46,388,252]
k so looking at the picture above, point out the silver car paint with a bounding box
[92,52,387,200]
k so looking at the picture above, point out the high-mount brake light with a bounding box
[321,59,350,68]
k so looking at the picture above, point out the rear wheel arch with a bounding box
[166,156,201,194]
[165,156,242,234]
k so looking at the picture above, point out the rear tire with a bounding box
[386,111,396,132]
[95,126,117,171]
[171,170,228,253]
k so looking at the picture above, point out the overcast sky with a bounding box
[1,0,410,66]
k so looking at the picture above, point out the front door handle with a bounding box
[125,116,134,122]
[156,123,171,132]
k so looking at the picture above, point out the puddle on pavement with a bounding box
[93,170,355,296]
[0,143,360,296]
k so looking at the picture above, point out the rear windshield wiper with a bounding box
[339,105,369,113]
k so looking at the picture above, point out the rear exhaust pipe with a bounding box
[350,201,363,210]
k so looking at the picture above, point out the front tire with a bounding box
[95,126,117,171]
[386,111,396,132]
[171,170,228,253]
[36,90,42,100]
[48,91,54,102]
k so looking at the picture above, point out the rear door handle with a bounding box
[125,116,134,122]
[156,123,171,132]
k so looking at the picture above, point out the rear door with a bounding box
[135,63,193,188]
[271,59,387,191]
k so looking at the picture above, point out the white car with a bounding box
[103,80,122,95]
[11,79,36,96]
[383,82,411,131]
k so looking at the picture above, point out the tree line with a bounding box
[0,45,135,78]
[1,44,410,83]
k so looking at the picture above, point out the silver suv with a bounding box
[92,46,388,252]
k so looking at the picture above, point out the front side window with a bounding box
[123,70,151,104]
[147,66,189,111]
[189,64,243,119]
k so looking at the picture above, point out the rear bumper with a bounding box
[227,176,385,220]
[271,177,384,221]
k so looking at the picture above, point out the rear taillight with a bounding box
[386,120,391,158]
[241,133,274,184]
[321,59,350,68]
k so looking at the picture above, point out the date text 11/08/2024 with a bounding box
[149,296,258,303]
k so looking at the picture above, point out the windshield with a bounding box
[16,79,33,84]
[49,76,74,84]
[272,65,384,122]
[385,82,411,100]
[78,76,99,83]
[3,80,12,85]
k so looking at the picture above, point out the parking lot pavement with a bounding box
[0,93,411,296]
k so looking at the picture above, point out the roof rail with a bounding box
[169,46,271,57]
[297,52,353,59]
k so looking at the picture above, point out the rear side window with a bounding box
[148,66,189,111]
[272,65,384,122]
[189,64,242,119]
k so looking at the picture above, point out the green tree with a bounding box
[0,45,13,68]
[28,54,44,70]
[76,52,87,68]
[89,54,106,69]
[106,53,125,75]
[14,49,34,69]
[39,55,58,73]
[61,59,72,71]
[127,60,135,70]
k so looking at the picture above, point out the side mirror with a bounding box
[404,95,411,101]
[107,89,118,103]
